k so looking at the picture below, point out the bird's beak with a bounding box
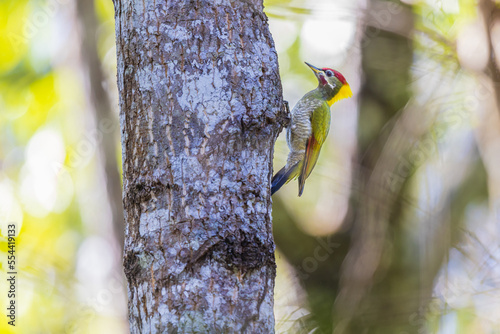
[305,62,322,74]
[305,62,327,85]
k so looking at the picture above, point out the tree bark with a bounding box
[113,0,286,332]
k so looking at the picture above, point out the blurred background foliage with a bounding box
[0,0,499,333]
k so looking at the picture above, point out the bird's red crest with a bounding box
[322,68,347,84]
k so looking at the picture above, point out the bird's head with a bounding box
[305,62,352,106]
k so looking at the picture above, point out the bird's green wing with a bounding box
[298,135,321,196]
[297,104,329,196]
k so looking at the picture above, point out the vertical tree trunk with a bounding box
[77,0,124,252]
[113,0,285,332]
[334,1,420,332]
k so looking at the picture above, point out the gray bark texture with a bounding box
[113,0,286,332]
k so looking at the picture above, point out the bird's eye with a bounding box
[325,70,333,77]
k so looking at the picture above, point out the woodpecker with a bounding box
[271,62,352,196]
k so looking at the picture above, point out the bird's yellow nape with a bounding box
[328,83,353,106]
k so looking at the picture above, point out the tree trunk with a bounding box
[77,0,124,252]
[333,1,421,332]
[113,0,286,332]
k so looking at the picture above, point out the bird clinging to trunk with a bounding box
[271,62,352,196]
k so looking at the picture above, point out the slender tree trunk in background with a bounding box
[77,0,125,252]
[334,1,423,332]
[113,0,286,332]
[480,0,500,110]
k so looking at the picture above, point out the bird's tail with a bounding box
[271,162,299,195]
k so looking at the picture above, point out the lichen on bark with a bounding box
[114,0,286,332]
